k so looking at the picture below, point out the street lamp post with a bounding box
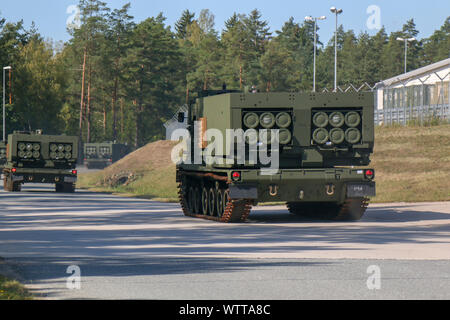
[396,37,416,74]
[330,6,343,92]
[3,66,12,142]
[305,15,326,92]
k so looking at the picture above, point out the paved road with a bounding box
[0,184,449,299]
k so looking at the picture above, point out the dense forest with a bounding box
[0,0,449,148]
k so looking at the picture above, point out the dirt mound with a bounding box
[100,140,177,187]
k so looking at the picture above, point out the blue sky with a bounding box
[1,0,449,43]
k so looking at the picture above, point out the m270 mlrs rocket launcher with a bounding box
[2,130,79,192]
[176,90,376,223]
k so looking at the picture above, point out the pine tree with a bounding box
[175,9,195,39]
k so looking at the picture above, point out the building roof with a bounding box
[376,58,450,88]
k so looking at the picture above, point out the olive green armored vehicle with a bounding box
[176,90,375,223]
[84,142,130,169]
[2,131,78,192]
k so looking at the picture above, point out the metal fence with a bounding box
[374,104,450,126]
[322,70,450,126]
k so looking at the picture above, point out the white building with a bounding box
[376,58,450,110]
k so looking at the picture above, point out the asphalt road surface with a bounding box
[0,183,449,300]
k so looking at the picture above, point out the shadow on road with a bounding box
[1,186,450,297]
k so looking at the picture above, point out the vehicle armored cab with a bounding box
[2,130,78,192]
[176,90,376,223]
[84,142,130,169]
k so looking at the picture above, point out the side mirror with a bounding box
[177,112,185,123]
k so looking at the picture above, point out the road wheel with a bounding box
[216,189,224,218]
[187,187,194,212]
[208,188,216,216]
[223,189,231,212]
[201,187,209,215]
[193,187,201,214]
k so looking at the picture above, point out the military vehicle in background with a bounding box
[176,90,376,223]
[84,142,130,169]
[0,141,6,169]
[2,130,78,192]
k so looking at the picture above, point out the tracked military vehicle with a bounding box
[2,130,78,192]
[84,142,130,169]
[176,90,376,223]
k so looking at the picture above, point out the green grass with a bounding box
[78,165,179,202]
[371,124,450,203]
[0,275,32,300]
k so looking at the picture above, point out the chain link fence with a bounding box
[322,70,450,126]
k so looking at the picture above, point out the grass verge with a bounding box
[0,276,32,300]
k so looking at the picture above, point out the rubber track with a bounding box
[177,170,252,223]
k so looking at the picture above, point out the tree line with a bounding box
[0,0,449,148]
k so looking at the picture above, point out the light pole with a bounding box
[397,37,416,74]
[3,66,11,142]
[305,15,326,92]
[330,6,343,92]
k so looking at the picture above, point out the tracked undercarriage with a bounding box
[177,169,253,223]
[177,168,371,223]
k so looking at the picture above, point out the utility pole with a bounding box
[330,7,343,92]
[396,37,416,73]
[79,48,87,140]
[3,66,12,141]
[305,15,326,92]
